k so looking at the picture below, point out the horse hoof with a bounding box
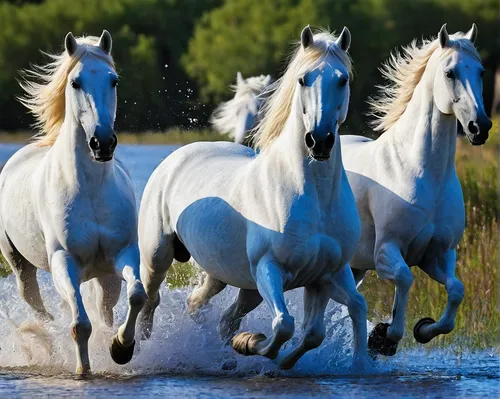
[232,332,266,356]
[75,365,91,376]
[109,335,135,365]
[368,323,398,357]
[413,317,436,344]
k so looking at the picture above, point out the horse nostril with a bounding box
[305,132,315,149]
[467,121,478,134]
[325,132,335,150]
[89,136,100,151]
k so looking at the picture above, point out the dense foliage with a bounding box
[0,0,498,134]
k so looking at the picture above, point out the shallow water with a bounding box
[0,143,498,398]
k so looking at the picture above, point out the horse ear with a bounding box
[97,30,112,55]
[65,32,78,56]
[438,24,450,48]
[301,25,314,49]
[236,72,244,85]
[466,23,478,44]
[335,27,351,52]
[264,74,272,85]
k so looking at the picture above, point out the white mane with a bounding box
[255,29,352,150]
[368,32,481,132]
[210,74,271,138]
[18,36,115,146]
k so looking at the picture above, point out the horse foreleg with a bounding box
[414,249,464,343]
[232,256,294,360]
[51,250,91,375]
[187,273,226,320]
[93,275,122,327]
[219,288,263,343]
[329,264,371,371]
[369,244,413,356]
[0,235,53,322]
[276,284,329,370]
[109,244,147,365]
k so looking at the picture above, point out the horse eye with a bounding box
[298,77,305,86]
[112,79,118,88]
[339,77,348,87]
[445,70,455,80]
[70,80,81,89]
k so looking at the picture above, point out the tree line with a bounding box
[0,0,498,135]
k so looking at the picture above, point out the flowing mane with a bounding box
[255,29,352,150]
[210,74,271,138]
[18,36,115,147]
[369,32,481,132]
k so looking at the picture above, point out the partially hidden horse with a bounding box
[0,31,147,374]
[138,26,371,370]
[210,72,272,145]
[340,24,492,357]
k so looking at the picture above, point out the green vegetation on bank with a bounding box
[0,0,497,134]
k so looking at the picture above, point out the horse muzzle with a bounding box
[465,117,492,146]
[305,131,335,161]
[89,134,118,162]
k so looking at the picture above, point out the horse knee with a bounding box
[303,327,326,350]
[274,313,295,341]
[71,320,92,343]
[129,283,147,309]
[394,264,414,291]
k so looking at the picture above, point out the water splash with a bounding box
[0,270,497,379]
[0,271,374,376]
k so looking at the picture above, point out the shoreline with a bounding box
[0,129,230,146]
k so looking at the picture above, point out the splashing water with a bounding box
[0,269,372,376]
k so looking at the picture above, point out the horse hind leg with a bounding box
[414,249,464,344]
[0,234,53,322]
[276,284,329,370]
[138,228,176,340]
[219,288,262,343]
[93,275,122,327]
[187,273,226,320]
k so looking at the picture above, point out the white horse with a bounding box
[0,31,147,374]
[210,72,272,145]
[341,24,492,356]
[138,26,371,370]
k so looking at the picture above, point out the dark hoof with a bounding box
[413,317,436,344]
[109,335,135,365]
[368,323,398,358]
[232,332,266,356]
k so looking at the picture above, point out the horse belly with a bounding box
[175,197,254,289]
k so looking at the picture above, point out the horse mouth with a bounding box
[94,155,113,162]
[466,134,487,146]
[312,155,330,162]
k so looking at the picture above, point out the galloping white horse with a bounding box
[210,72,272,145]
[138,26,370,369]
[341,24,492,356]
[0,31,146,374]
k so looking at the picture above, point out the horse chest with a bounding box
[61,193,135,265]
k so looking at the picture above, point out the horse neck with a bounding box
[51,115,113,188]
[266,101,342,201]
[388,68,458,183]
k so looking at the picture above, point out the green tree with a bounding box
[184,0,499,133]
